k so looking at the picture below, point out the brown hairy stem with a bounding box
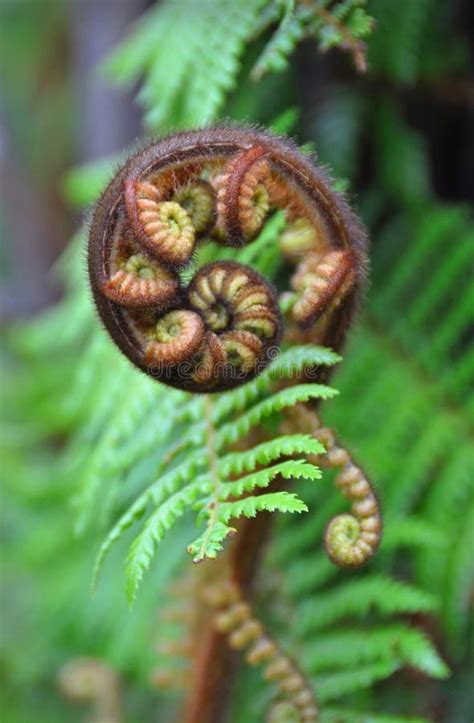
[181,510,278,723]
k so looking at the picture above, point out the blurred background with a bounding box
[1,1,473,722]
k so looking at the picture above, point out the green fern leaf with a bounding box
[296,576,438,635]
[218,459,320,499]
[217,434,325,478]
[187,521,237,562]
[219,491,308,522]
[316,660,399,702]
[125,478,209,605]
[216,383,338,447]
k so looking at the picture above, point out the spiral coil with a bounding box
[88,126,367,393]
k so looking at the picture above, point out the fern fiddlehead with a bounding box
[88,126,367,393]
[58,658,122,723]
[281,403,382,567]
[203,578,318,722]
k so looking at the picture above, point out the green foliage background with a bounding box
[1,1,472,722]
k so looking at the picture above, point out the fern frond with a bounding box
[125,478,208,604]
[296,576,438,635]
[92,450,208,588]
[186,522,237,562]
[251,2,313,81]
[218,434,325,477]
[126,485,306,604]
[252,0,374,80]
[219,491,308,521]
[316,660,400,702]
[303,625,449,678]
[106,0,266,130]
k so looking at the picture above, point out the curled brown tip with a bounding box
[101,241,179,308]
[144,309,205,365]
[292,249,356,327]
[215,145,272,246]
[187,260,282,388]
[88,126,368,392]
[125,180,196,267]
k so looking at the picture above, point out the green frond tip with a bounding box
[189,457,319,563]
[93,434,324,590]
[187,522,237,564]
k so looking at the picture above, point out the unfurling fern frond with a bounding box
[96,411,328,605]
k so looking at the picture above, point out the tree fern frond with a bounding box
[187,521,237,562]
[316,660,399,702]
[126,486,306,604]
[106,0,266,130]
[296,576,438,635]
[252,0,374,81]
[95,439,322,587]
[125,478,208,604]
[218,434,324,477]
[303,625,449,678]
[92,451,208,588]
[251,2,312,81]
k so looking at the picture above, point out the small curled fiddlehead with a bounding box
[215,145,272,244]
[58,658,122,723]
[125,179,196,268]
[281,404,382,567]
[100,236,179,308]
[88,126,367,393]
[202,579,318,722]
[291,249,356,327]
[315,423,382,567]
[144,309,206,365]
[174,180,216,234]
